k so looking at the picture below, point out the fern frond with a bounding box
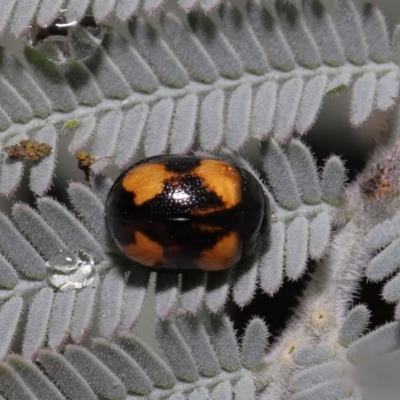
[203,140,344,307]
[346,320,400,399]
[0,0,398,196]
[285,305,370,400]
[2,0,232,35]
[0,1,399,398]
[364,214,400,316]
[259,140,345,293]
[0,139,346,320]
[0,303,269,399]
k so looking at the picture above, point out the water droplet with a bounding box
[27,10,104,62]
[46,249,96,292]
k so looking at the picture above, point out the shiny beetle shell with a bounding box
[105,155,270,271]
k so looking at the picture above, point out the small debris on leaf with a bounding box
[63,119,80,130]
[76,151,97,183]
[5,140,52,161]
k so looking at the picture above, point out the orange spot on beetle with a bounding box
[197,232,241,271]
[194,160,242,210]
[122,163,173,206]
[124,231,164,267]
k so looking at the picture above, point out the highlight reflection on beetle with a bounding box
[105,155,270,271]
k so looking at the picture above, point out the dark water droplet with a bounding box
[27,10,104,62]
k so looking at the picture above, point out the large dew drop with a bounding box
[27,10,104,62]
[46,249,96,292]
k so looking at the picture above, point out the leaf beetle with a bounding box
[105,155,270,271]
